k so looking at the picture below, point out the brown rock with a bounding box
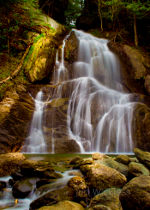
[119,175,150,210]
[90,188,122,210]
[30,186,74,210]
[129,162,149,177]
[68,176,88,200]
[39,200,85,210]
[115,155,130,165]
[134,148,150,169]
[80,163,127,191]
[145,74,150,95]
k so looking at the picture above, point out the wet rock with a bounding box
[133,104,150,151]
[90,188,122,210]
[92,153,108,161]
[69,156,83,165]
[12,178,37,198]
[80,163,127,191]
[134,148,150,169]
[20,159,62,179]
[145,74,150,95]
[115,155,130,165]
[96,157,129,177]
[129,157,139,163]
[68,176,88,200]
[129,162,149,177]
[0,181,6,190]
[0,153,26,177]
[119,175,150,210]
[39,200,85,210]
[30,186,74,210]
[36,179,54,188]
[64,31,78,63]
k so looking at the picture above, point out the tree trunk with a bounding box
[98,0,103,32]
[134,14,138,47]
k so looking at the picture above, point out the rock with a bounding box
[69,156,83,165]
[80,163,127,191]
[88,205,111,210]
[96,157,129,177]
[12,178,37,198]
[133,104,150,151]
[115,155,130,165]
[92,153,108,161]
[0,181,6,190]
[30,186,74,210]
[39,200,85,210]
[68,176,88,200]
[24,35,56,83]
[144,74,150,95]
[0,153,26,177]
[134,148,150,169]
[20,159,62,179]
[119,175,150,210]
[90,188,122,210]
[0,89,34,153]
[129,162,149,177]
[129,157,139,163]
[64,31,78,63]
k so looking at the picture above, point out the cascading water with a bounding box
[52,29,137,153]
[22,91,47,153]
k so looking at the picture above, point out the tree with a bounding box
[125,0,150,47]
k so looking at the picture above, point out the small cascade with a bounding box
[22,91,47,153]
[52,30,137,153]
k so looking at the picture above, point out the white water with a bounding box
[22,91,47,153]
[53,29,137,153]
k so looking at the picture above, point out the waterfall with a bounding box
[53,30,136,153]
[22,91,47,153]
[24,29,137,154]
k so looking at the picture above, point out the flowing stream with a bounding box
[24,29,137,154]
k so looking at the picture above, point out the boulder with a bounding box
[12,178,37,198]
[39,200,84,210]
[0,181,6,190]
[80,163,127,191]
[90,188,122,210]
[115,155,130,165]
[88,205,111,210]
[96,157,129,177]
[30,186,74,210]
[129,162,149,177]
[134,148,150,168]
[0,153,26,177]
[119,175,150,210]
[92,153,108,161]
[68,176,88,200]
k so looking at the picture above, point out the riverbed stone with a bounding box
[96,157,129,177]
[115,155,130,165]
[68,176,88,200]
[90,188,122,210]
[0,153,26,177]
[80,163,127,191]
[39,200,85,210]
[0,181,6,190]
[134,148,150,169]
[129,162,149,177]
[30,186,74,210]
[119,175,150,210]
[12,177,37,198]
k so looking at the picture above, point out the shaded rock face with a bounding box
[133,104,150,151]
[0,87,34,153]
[108,42,148,95]
[119,175,150,210]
